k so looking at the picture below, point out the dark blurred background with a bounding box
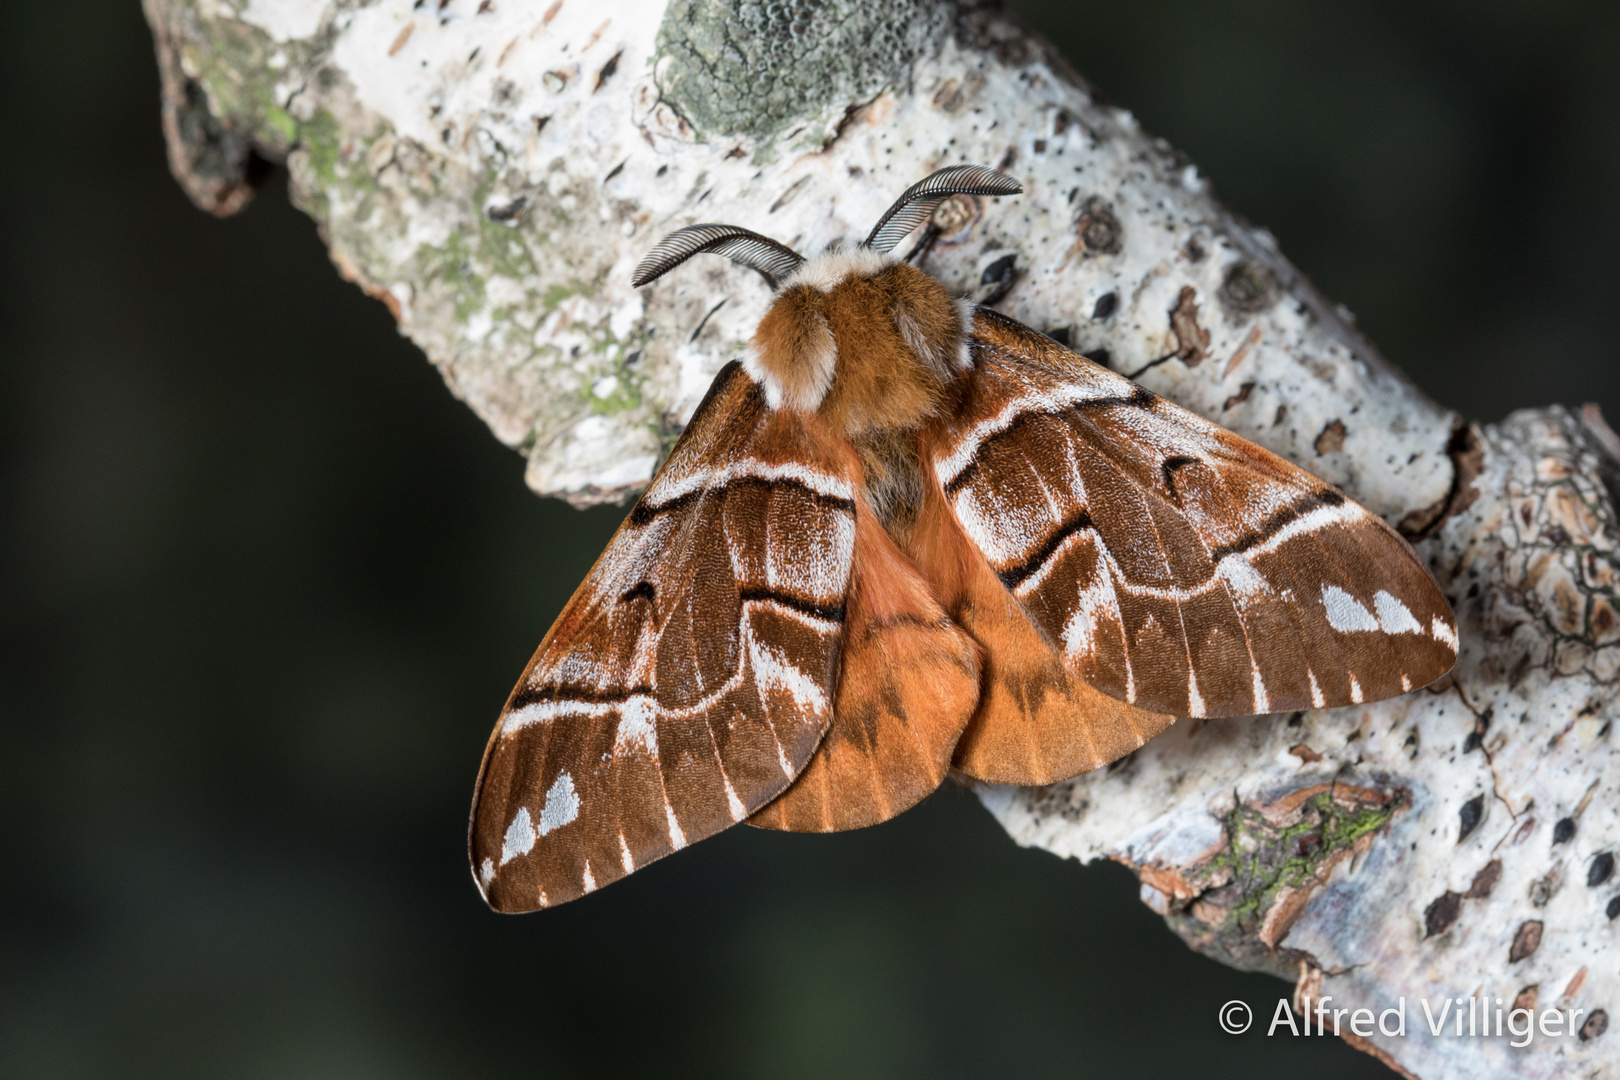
[2,2,1615,1077]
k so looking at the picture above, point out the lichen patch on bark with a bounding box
[653,0,953,148]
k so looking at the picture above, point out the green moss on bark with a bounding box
[1157,784,1408,977]
[1212,790,1402,931]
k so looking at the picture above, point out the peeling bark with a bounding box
[143,2,1616,1076]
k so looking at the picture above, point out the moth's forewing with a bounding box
[469,364,860,911]
[934,309,1457,721]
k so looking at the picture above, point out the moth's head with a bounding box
[748,250,969,414]
[631,165,1021,415]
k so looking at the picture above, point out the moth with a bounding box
[469,165,1458,912]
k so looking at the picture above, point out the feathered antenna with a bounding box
[631,225,806,289]
[863,165,1022,254]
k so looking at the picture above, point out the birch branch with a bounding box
[143,2,1617,1076]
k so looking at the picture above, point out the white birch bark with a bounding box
[143,2,1618,1075]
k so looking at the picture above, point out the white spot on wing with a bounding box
[582,862,597,893]
[665,802,687,850]
[499,807,536,867]
[1373,590,1423,634]
[1187,669,1206,718]
[479,858,495,889]
[614,697,658,755]
[1322,585,1380,633]
[1431,617,1458,652]
[1219,557,1270,601]
[538,772,580,836]
[1307,668,1325,709]
[1061,545,1119,657]
[1062,604,1097,656]
[1349,675,1364,704]
[1401,674,1412,692]
[619,834,635,874]
[1251,668,1269,714]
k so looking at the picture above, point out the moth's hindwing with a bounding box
[909,459,1176,785]
[470,362,859,912]
[935,309,1459,720]
[749,496,980,831]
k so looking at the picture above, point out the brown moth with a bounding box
[469,166,1458,912]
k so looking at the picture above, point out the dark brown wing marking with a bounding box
[469,362,860,911]
[932,309,1458,719]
